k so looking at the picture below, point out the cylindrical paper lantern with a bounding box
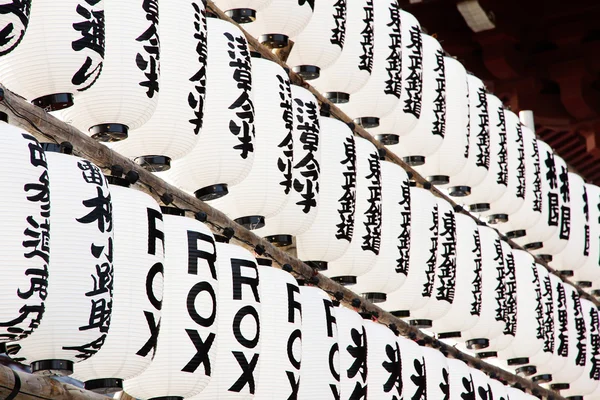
[0,0,104,110]
[398,336,425,400]
[194,241,261,399]
[337,0,402,127]
[0,120,49,343]
[414,56,469,186]
[388,33,446,166]
[72,182,165,394]
[286,0,347,79]
[211,0,272,23]
[0,0,31,56]
[350,161,411,301]
[210,56,293,230]
[335,305,367,399]
[448,359,476,400]
[574,184,600,285]
[311,0,374,103]
[124,211,218,400]
[382,187,438,318]
[243,0,313,48]
[296,117,356,267]
[431,213,482,338]
[470,368,490,400]
[298,287,340,400]
[58,0,160,140]
[254,265,302,399]
[488,378,508,400]
[447,75,490,197]
[12,151,113,375]
[323,137,382,284]
[253,85,321,245]
[364,319,403,400]
[111,0,208,168]
[168,18,255,201]
[422,347,450,400]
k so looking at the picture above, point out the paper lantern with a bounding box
[296,117,357,267]
[368,10,423,143]
[506,387,531,400]
[323,137,382,284]
[335,305,366,398]
[0,0,104,110]
[337,0,402,127]
[168,18,255,201]
[398,336,426,400]
[298,287,340,400]
[210,56,293,230]
[243,0,313,48]
[422,347,450,400]
[497,127,543,237]
[193,241,261,399]
[12,150,113,375]
[254,265,302,399]
[0,119,50,343]
[409,198,457,328]
[350,161,411,301]
[211,0,272,23]
[470,368,490,400]
[58,0,160,141]
[286,0,347,79]
[447,75,490,197]
[430,213,482,338]
[574,184,600,285]
[311,0,374,103]
[550,173,588,273]
[110,0,208,168]
[72,182,165,394]
[388,33,446,166]
[447,359,476,400]
[363,319,402,399]
[381,187,438,318]
[124,211,218,399]
[488,378,508,400]
[414,56,469,186]
[253,85,321,245]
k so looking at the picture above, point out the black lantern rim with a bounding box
[465,338,489,350]
[354,117,380,129]
[363,292,387,303]
[32,93,74,111]
[507,357,529,366]
[448,185,471,197]
[195,184,228,201]
[84,378,123,394]
[390,310,410,318]
[304,261,328,271]
[515,365,537,377]
[292,65,321,80]
[259,33,289,48]
[488,213,509,224]
[31,359,74,376]
[403,155,425,166]
[331,276,357,286]
[234,215,265,230]
[325,91,350,104]
[506,229,526,239]
[225,8,256,24]
[427,175,450,185]
[135,155,172,172]
[438,331,461,339]
[90,123,129,142]
[469,203,490,213]
[409,319,432,329]
[375,134,400,145]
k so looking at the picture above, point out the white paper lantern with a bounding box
[550,173,588,272]
[488,378,508,400]
[447,75,490,197]
[124,212,218,399]
[286,0,347,79]
[296,117,356,267]
[298,287,340,400]
[72,183,165,394]
[311,0,374,103]
[323,137,382,284]
[335,305,367,398]
[506,387,530,400]
[398,336,426,400]
[388,33,446,166]
[210,56,293,230]
[243,0,313,48]
[58,0,160,141]
[253,85,321,245]
[574,184,600,285]
[422,347,450,400]
[350,161,411,301]
[110,0,207,168]
[368,10,423,142]
[363,319,402,399]
[254,265,302,399]
[448,359,476,400]
[414,56,469,186]
[497,128,543,238]
[211,0,272,23]
[337,0,402,127]
[470,368,490,400]
[382,187,438,318]
[0,120,49,343]
[168,18,255,201]
[431,213,482,338]
[0,0,104,110]
[12,151,113,375]
[0,0,31,56]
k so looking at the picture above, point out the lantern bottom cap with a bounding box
[84,378,123,394]
[90,123,128,142]
[354,117,380,129]
[437,331,461,339]
[0,111,7,122]
[577,280,592,288]
[293,65,321,80]
[427,175,450,185]
[566,396,584,400]
[403,156,425,166]
[539,254,554,263]
[532,374,552,384]
[465,338,489,350]
[488,213,509,224]
[259,33,289,49]
[409,319,432,328]
[235,215,265,230]
[149,397,184,400]
[391,310,410,318]
[593,289,600,297]
[225,8,256,23]
[30,359,74,376]
[448,185,471,197]
[558,269,573,277]
[516,365,537,377]
[331,275,357,285]
[506,229,526,239]
[265,234,293,247]
[160,206,185,216]
[550,383,570,391]
[325,92,350,104]
[375,134,399,145]
[256,257,272,266]
[135,155,172,172]
[32,93,73,111]
[524,241,543,250]
[507,357,529,366]
[195,184,229,201]
[0,343,6,353]
[107,175,131,187]
[469,203,490,213]
[305,261,328,271]
[363,292,387,303]
[477,351,497,359]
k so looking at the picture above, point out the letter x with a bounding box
[286,371,299,400]
[182,329,215,375]
[229,351,259,393]
[136,311,160,358]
